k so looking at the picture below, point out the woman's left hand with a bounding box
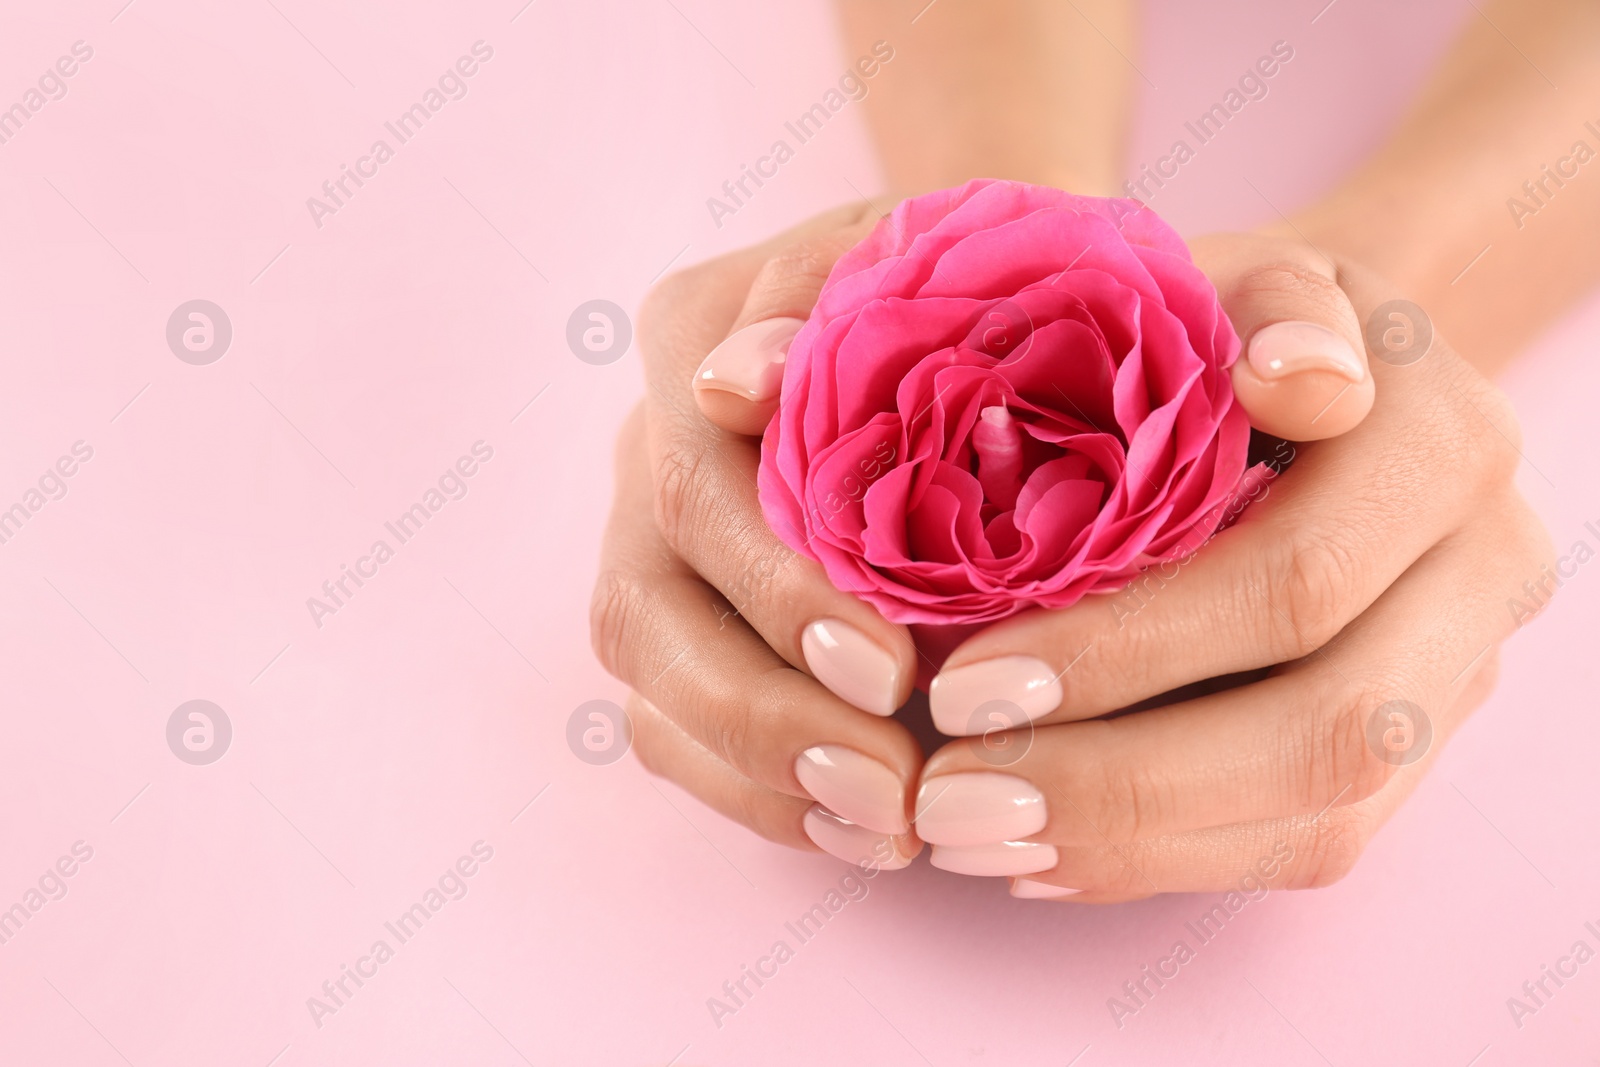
[912,237,1555,901]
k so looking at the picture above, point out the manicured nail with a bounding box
[802,806,914,870]
[1247,321,1366,383]
[802,618,900,717]
[929,656,1061,736]
[1011,879,1082,900]
[930,841,1058,877]
[693,317,805,402]
[914,772,1047,846]
[794,745,907,834]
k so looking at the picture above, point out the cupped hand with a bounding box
[914,245,1553,901]
[591,203,926,870]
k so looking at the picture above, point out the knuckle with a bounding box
[1099,850,1160,897]
[638,259,724,337]
[671,667,760,773]
[1292,810,1371,890]
[1094,753,1172,843]
[1298,674,1400,807]
[1232,262,1346,315]
[652,439,718,553]
[753,241,845,308]
[627,706,671,780]
[589,568,648,681]
[1269,534,1358,657]
[1509,496,1558,573]
[653,441,792,620]
[1455,377,1524,483]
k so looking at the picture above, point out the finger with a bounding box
[628,693,814,849]
[1047,651,1502,903]
[916,504,1543,857]
[692,218,877,435]
[1007,790,1391,904]
[1190,233,1373,441]
[929,268,1508,734]
[642,240,919,716]
[592,409,924,834]
[1007,650,1501,902]
[627,694,920,868]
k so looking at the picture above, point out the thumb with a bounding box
[1191,234,1375,441]
[692,218,874,436]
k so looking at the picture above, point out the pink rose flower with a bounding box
[758,179,1256,631]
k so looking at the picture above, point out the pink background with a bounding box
[2,0,1595,1064]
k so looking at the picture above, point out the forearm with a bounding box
[1283,0,1600,374]
[835,0,1136,197]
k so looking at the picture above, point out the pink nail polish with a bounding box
[794,745,908,834]
[929,656,1061,736]
[693,317,805,402]
[802,806,914,870]
[914,772,1047,846]
[802,619,900,717]
[1011,878,1082,900]
[930,841,1058,877]
[1247,321,1366,383]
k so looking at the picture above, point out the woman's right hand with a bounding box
[591,204,930,870]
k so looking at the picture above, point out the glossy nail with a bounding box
[802,618,900,717]
[693,317,805,403]
[1011,879,1082,900]
[914,772,1047,846]
[930,841,1058,877]
[794,745,907,834]
[929,656,1061,736]
[1247,321,1366,382]
[802,806,914,870]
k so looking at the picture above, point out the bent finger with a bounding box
[1008,650,1501,902]
[628,694,922,867]
[1191,233,1373,441]
[692,212,879,435]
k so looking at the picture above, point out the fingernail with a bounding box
[693,317,805,402]
[1247,321,1366,383]
[914,772,1047,846]
[930,841,1058,877]
[929,656,1061,736]
[802,618,901,717]
[802,806,915,870]
[794,745,907,834]
[1011,879,1082,900]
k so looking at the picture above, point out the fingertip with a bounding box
[1234,321,1375,440]
[691,316,804,436]
[693,384,778,436]
[1009,878,1083,900]
[800,617,916,718]
[801,805,921,869]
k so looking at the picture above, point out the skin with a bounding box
[591,0,1583,898]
